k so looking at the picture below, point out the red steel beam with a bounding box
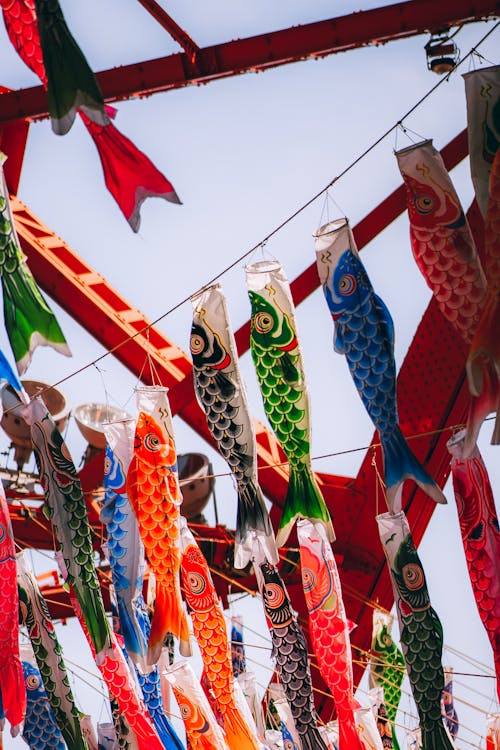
[136,0,200,62]
[0,0,497,124]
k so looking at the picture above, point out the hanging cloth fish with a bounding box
[252,539,329,750]
[377,511,454,750]
[0,154,71,374]
[441,667,459,741]
[297,518,364,750]
[191,283,278,568]
[246,260,334,547]
[102,418,149,671]
[164,660,230,750]
[179,518,261,750]
[266,683,301,750]
[0,480,26,736]
[17,550,89,750]
[1,0,181,231]
[126,385,191,663]
[109,693,139,750]
[315,218,446,514]
[236,673,266,741]
[447,430,500,701]
[463,64,500,218]
[369,609,405,750]
[395,139,487,343]
[369,686,394,750]
[20,646,66,750]
[230,615,246,677]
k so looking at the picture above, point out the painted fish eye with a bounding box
[284,741,295,749]
[104,455,111,476]
[264,582,285,609]
[414,194,434,214]
[302,567,316,593]
[26,674,40,690]
[338,273,356,295]
[402,562,424,589]
[253,311,274,334]
[187,571,206,595]
[144,432,161,452]
[190,333,205,356]
[180,703,192,719]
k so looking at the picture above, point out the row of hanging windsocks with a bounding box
[1,0,181,232]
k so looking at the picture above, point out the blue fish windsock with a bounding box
[315,218,446,514]
[21,657,66,750]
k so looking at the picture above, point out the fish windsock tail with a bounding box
[0,655,26,731]
[2,265,71,375]
[235,479,278,568]
[77,581,111,655]
[381,426,446,514]
[293,727,329,750]
[223,706,261,750]
[148,578,191,665]
[276,464,334,548]
[338,716,365,750]
[116,596,148,669]
[421,721,456,750]
[466,295,500,446]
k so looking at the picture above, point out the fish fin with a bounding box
[295,727,329,750]
[275,465,334,548]
[374,293,395,350]
[2,264,71,375]
[338,716,365,750]
[148,578,191,664]
[382,426,447,514]
[223,706,261,750]
[117,595,148,666]
[234,479,278,568]
[0,655,26,730]
[333,320,346,354]
[420,720,456,750]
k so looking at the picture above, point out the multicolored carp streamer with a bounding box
[126,386,191,662]
[164,660,229,750]
[109,694,139,750]
[377,511,454,750]
[0,154,70,374]
[1,0,181,230]
[0,481,25,735]
[447,431,500,701]
[369,687,394,749]
[395,139,487,343]
[466,147,500,448]
[315,218,446,514]
[297,518,363,750]
[20,647,66,750]
[246,260,334,547]
[191,283,278,567]
[102,418,149,670]
[369,609,405,750]
[230,615,246,677]
[267,682,301,750]
[252,539,328,750]
[441,667,458,740]
[463,64,500,218]
[23,396,110,654]
[180,518,260,750]
[17,550,88,750]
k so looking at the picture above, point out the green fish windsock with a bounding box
[369,609,405,750]
[245,260,334,548]
[17,551,89,750]
[0,154,71,374]
[22,396,111,655]
[377,511,454,750]
[33,0,110,135]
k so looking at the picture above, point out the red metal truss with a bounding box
[0,0,497,124]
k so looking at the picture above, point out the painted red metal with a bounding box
[0,1,497,124]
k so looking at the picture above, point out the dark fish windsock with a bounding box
[315,218,446,513]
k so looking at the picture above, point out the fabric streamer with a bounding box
[297,518,364,750]
[447,431,500,701]
[17,550,88,750]
[356,707,384,750]
[236,673,266,740]
[231,615,247,677]
[266,683,301,750]
[369,609,405,750]
[441,667,458,740]
[0,480,25,735]
[0,153,70,374]
[369,687,394,750]
[315,218,445,514]
[98,722,120,750]
[252,538,328,750]
[486,713,500,750]
[180,518,260,750]
[246,259,333,547]
[20,644,66,750]
[191,283,278,568]
[126,385,191,662]
[377,511,454,750]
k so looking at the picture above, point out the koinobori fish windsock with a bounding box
[17,551,88,750]
[395,139,487,344]
[0,154,71,374]
[179,518,260,750]
[20,645,66,750]
[447,431,500,701]
[369,686,394,749]
[315,218,446,514]
[126,386,191,662]
[0,480,26,735]
[230,615,246,677]
[369,610,405,750]
[191,283,278,567]
[463,64,500,218]
[377,511,454,750]
[441,667,459,741]
[252,539,329,750]
[297,518,364,750]
[246,260,334,547]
